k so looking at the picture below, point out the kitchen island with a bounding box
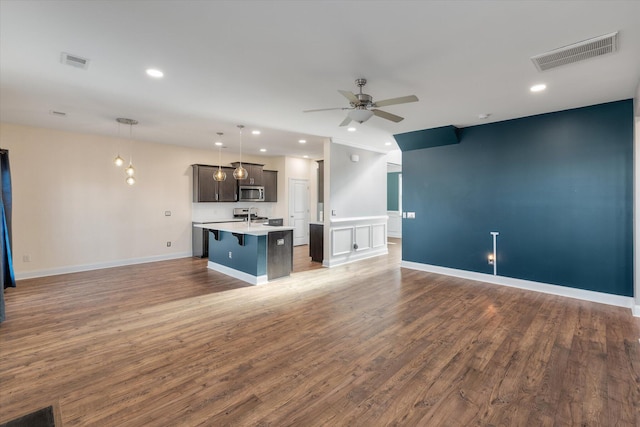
[194,222,295,285]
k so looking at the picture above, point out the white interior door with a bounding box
[289,178,309,246]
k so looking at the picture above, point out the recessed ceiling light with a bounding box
[347,127,357,132]
[146,68,164,78]
[252,130,261,135]
[384,142,392,146]
[259,148,267,152]
[214,142,223,146]
[303,155,309,158]
[298,139,306,144]
[530,83,546,92]
[478,113,491,119]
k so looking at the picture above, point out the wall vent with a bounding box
[530,31,618,72]
[60,52,90,70]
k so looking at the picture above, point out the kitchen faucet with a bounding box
[247,206,256,227]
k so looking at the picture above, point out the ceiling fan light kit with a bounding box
[348,108,374,124]
[304,78,418,127]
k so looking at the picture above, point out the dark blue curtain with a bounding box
[1,149,16,322]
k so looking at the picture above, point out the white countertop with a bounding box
[193,218,244,224]
[194,221,295,236]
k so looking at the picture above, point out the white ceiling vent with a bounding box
[60,52,90,70]
[531,32,619,72]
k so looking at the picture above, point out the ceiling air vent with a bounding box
[60,52,90,70]
[530,31,619,72]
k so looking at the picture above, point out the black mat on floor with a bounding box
[0,406,55,427]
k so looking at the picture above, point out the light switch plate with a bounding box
[407,212,416,219]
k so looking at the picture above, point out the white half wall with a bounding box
[325,216,388,267]
[324,141,388,267]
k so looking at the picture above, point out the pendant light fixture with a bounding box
[116,117,138,185]
[233,125,248,180]
[213,132,227,182]
[114,120,125,166]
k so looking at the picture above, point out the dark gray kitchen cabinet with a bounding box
[263,170,278,202]
[309,223,323,263]
[267,230,292,280]
[192,164,237,202]
[231,162,264,186]
[216,167,237,201]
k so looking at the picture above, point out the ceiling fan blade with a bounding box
[338,90,359,104]
[373,95,419,108]
[303,107,347,113]
[372,109,404,123]
[339,116,352,127]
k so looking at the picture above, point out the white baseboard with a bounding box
[207,261,268,285]
[633,304,640,317]
[15,252,192,280]
[387,232,402,239]
[401,261,635,312]
[325,247,388,268]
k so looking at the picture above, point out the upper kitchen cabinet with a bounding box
[217,167,238,201]
[263,170,278,202]
[231,162,264,186]
[192,164,237,202]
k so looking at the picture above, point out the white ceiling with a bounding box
[1,1,639,160]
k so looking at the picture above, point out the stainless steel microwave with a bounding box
[238,185,265,202]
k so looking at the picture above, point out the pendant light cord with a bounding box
[128,123,133,165]
[238,125,243,167]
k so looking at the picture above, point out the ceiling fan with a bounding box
[304,78,419,126]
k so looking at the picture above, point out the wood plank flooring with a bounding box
[1,241,639,426]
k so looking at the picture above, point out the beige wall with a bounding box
[0,122,303,279]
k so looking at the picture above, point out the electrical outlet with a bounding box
[164,211,171,216]
[228,251,232,259]
[166,241,171,247]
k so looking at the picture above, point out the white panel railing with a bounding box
[326,216,388,267]
[332,227,354,256]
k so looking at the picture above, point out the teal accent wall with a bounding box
[209,231,267,276]
[394,125,460,151]
[387,172,400,211]
[400,100,634,297]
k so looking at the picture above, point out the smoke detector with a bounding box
[531,32,619,72]
[60,52,90,70]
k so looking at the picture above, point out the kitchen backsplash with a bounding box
[192,202,275,223]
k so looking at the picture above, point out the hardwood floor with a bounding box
[1,240,639,426]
